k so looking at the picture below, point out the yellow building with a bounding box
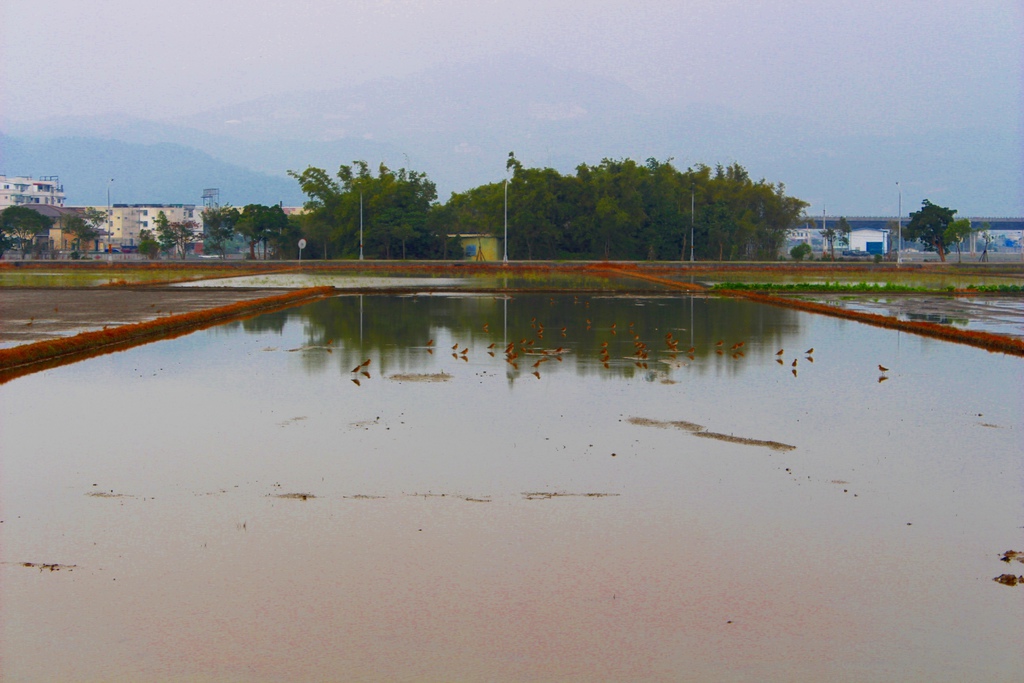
[81,204,202,250]
[452,234,500,261]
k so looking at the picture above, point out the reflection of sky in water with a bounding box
[175,271,633,291]
[2,294,1022,681]
[176,273,472,289]
[797,294,1024,339]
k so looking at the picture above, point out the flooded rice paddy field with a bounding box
[2,293,1022,681]
[689,269,1023,290]
[0,267,226,288]
[176,270,633,291]
[792,294,1024,339]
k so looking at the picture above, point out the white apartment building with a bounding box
[85,204,203,249]
[0,175,66,209]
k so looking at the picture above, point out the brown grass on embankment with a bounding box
[0,287,335,383]
[591,264,706,291]
[724,289,1024,356]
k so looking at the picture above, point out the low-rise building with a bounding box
[450,233,499,261]
[849,228,890,254]
[0,175,66,209]
[82,204,202,250]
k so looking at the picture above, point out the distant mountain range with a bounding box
[2,55,1020,215]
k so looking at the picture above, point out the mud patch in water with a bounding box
[388,372,452,382]
[692,431,796,451]
[285,345,335,353]
[627,416,705,432]
[86,491,132,498]
[19,562,77,572]
[273,493,316,500]
[522,492,621,500]
[628,416,796,451]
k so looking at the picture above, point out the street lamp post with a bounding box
[503,177,509,265]
[896,181,902,265]
[690,186,695,262]
[106,178,114,262]
[359,191,364,261]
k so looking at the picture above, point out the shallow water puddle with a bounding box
[2,293,1022,681]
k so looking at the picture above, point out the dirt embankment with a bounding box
[0,288,289,346]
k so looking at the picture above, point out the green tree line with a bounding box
[277,155,810,261]
[198,159,982,263]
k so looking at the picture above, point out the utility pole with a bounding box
[896,182,902,265]
[503,177,509,265]
[106,178,114,262]
[690,186,695,262]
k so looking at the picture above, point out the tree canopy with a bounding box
[289,161,440,259]
[235,204,290,259]
[201,206,239,258]
[905,200,957,262]
[443,157,808,261]
[1,206,53,257]
[285,156,808,261]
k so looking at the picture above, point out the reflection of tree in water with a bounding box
[246,294,804,379]
[241,311,289,335]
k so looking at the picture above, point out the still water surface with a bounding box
[2,294,1021,681]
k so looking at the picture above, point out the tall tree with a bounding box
[944,218,972,263]
[168,220,200,259]
[62,214,100,254]
[1,206,52,257]
[819,222,838,260]
[236,204,289,259]
[835,217,852,254]
[138,228,160,259]
[291,161,438,259]
[154,211,175,257]
[906,199,956,262]
[201,206,239,258]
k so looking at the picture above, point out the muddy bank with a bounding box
[0,287,290,346]
[0,287,334,382]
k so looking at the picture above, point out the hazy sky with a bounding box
[2,0,1021,134]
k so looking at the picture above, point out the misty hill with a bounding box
[3,54,1020,215]
[0,134,304,206]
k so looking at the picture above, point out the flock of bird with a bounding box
[344,306,893,385]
